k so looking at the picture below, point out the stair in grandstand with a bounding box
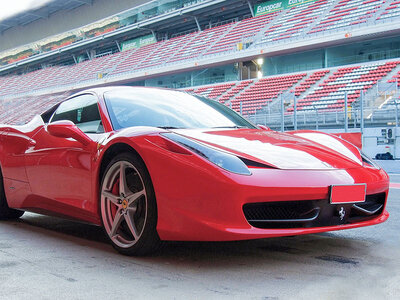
[166,20,237,64]
[199,19,243,58]
[370,0,393,24]
[148,31,200,68]
[186,81,239,102]
[376,0,400,22]
[255,0,336,46]
[308,0,386,35]
[234,10,285,48]
[283,69,332,112]
[223,79,256,106]
[232,73,307,115]
[294,69,332,100]
[108,42,164,76]
[258,71,321,115]
[215,83,234,102]
[301,0,339,37]
[194,86,213,97]
[294,60,400,112]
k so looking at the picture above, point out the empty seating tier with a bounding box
[259,0,332,44]
[293,61,400,111]
[309,0,385,34]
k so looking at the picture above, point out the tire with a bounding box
[100,152,161,256]
[0,170,24,220]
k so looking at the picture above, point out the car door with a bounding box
[24,94,104,222]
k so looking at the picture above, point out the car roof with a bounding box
[73,86,176,98]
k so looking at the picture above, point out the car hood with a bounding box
[172,128,363,170]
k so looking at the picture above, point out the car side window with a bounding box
[51,94,104,134]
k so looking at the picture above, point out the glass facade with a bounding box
[264,36,400,76]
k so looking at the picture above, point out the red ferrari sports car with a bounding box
[0,87,389,255]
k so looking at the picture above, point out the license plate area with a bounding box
[330,184,366,204]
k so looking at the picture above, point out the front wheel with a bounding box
[100,153,161,256]
[0,171,24,220]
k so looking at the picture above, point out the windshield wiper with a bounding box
[157,126,185,129]
[211,126,247,129]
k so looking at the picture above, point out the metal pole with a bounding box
[240,101,243,115]
[229,102,232,109]
[281,94,284,132]
[315,108,318,130]
[115,41,121,52]
[294,95,297,130]
[194,16,201,32]
[360,90,364,134]
[344,92,348,132]
[247,0,255,17]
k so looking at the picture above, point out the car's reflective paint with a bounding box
[0,87,389,241]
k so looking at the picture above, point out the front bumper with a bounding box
[141,141,390,241]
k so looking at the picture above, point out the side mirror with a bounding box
[47,120,91,146]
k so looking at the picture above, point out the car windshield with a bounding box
[104,88,256,130]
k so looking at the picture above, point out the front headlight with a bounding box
[360,152,381,169]
[162,132,251,175]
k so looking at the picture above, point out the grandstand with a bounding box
[1,0,400,158]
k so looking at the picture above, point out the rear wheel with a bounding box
[0,170,24,220]
[100,153,161,256]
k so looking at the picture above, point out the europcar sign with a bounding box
[255,0,317,16]
[121,35,156,51]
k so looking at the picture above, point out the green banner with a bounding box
[121,34,156,51]
[255,0,317,16]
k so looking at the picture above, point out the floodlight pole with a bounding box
[344,92,348,132]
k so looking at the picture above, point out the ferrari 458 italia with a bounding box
[0,87,389,255]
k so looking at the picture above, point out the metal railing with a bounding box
[244,95,400,132]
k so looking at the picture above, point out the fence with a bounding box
[243,81,400,132]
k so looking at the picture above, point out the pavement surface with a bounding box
[375,160,400,174]
[0,175,399,299]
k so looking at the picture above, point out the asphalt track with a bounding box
[0,175,399,299]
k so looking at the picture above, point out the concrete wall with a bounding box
[0,0,149,52]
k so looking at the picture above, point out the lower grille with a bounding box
[243,193,386,229]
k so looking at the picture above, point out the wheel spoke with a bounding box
[124,214,139,240]
[119,162,130,197]
[102,190,120,206]
[127,190,145,206]
[110,208,123,238]
[101,159,148,249]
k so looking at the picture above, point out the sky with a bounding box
[0,0,52,22]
